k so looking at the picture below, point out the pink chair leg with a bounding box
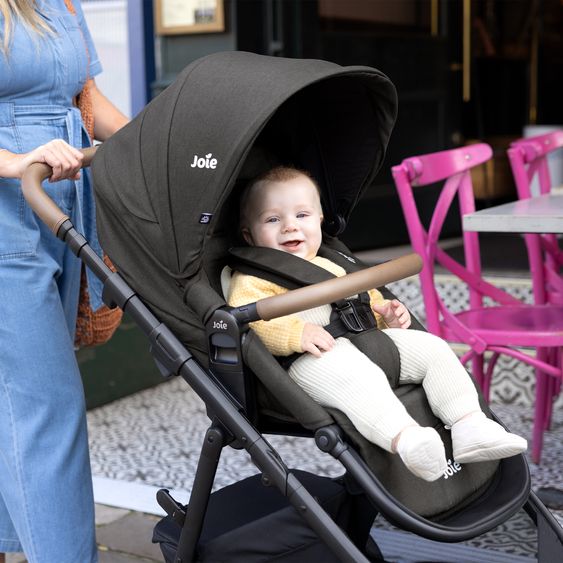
[532,365,549,464]
[471,355,486,398]
[483,352,500,403]
[544,347,562,430]
[543,348,556,431]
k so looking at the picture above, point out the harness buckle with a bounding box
[335,299,376,333]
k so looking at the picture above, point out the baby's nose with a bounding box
[282,221,298,233]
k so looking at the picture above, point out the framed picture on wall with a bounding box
[155,0,225,35]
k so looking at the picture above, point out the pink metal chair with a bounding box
[508,130,563,306]
[508,130,563,457]
[392,143,563,463]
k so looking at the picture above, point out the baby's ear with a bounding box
[241,227,253,246]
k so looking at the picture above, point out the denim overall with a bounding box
[0,2,103,561]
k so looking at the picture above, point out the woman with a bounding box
[0,1,128,561]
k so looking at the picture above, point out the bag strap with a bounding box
[64,0,94,139]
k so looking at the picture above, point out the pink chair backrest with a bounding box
[508,130,563,198]
[392,143,519,346]
[508,130,563,305]
[392,144,494,336]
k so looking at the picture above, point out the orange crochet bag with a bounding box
[67,0,122,347]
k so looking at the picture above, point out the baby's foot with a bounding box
[452,412,527,464]
[396,426,448,482]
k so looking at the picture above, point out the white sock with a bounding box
[452,412,527,463]
[395,426,448,482]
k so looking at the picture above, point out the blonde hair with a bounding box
[1,0,53,54]
[240,166,322,229]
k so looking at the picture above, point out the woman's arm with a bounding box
[90,79,129,141]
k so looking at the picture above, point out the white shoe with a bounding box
[452,412,527,464]
[396,426,448,482]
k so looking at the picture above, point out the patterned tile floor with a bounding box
[87,376,563,560]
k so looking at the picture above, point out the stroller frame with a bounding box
[60,214,563,562]
[31,201,563,561]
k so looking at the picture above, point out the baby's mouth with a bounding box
[281,240,303,249]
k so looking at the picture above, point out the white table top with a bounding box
[463,193,563,234]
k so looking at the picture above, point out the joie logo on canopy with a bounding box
[190,153,218,169]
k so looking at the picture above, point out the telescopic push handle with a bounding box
[255,252,423,321]
[20,146,97,235]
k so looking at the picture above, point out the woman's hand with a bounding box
[372,299,411,329]
[22,139,84,181]
[1,139,84,181]
[301,323,335,358]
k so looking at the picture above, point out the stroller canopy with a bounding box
[92,51,397,358]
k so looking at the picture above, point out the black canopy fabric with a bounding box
[92,51,397,412]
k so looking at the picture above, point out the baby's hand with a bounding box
[372,299,411,329]
[301,323,335,358]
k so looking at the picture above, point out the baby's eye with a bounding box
[265,216,279,223]
[297,212,309,219]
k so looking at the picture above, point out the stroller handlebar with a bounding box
[255,253,423,322]
[21,146,98,235]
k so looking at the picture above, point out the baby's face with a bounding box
[243,175,323,261]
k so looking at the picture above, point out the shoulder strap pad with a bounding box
[317,245,365,272]
[228,246,337,290]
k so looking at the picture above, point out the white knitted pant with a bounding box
[288,305,480,452]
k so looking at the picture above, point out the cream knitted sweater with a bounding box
[227,255,388,356]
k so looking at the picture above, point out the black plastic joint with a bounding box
[315,426,348,456]
[149,323,192,376]
[102,272,136,309]
[56,219,74,241]
[66,229,89,256]
[230,303,260,325]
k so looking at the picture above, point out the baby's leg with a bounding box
[289,338,447,480]
[382,328,481,425]
[384,329,526,462]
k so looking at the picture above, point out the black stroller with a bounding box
[23,51,563,562]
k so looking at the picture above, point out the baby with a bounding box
[228,166,526,481]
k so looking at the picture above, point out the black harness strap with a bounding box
[329,292,377,336]
[228,245,380,369]
[229,246,334,288]
[228,246,376,335]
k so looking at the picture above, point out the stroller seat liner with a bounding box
[227,243,500,518]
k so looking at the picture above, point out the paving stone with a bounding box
[96,511,162,561]
[98,549,155,562]
[96,504,131,526]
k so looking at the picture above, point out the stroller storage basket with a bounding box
[153,470,379,562]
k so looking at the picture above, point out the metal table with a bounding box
[463,193,563,234]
